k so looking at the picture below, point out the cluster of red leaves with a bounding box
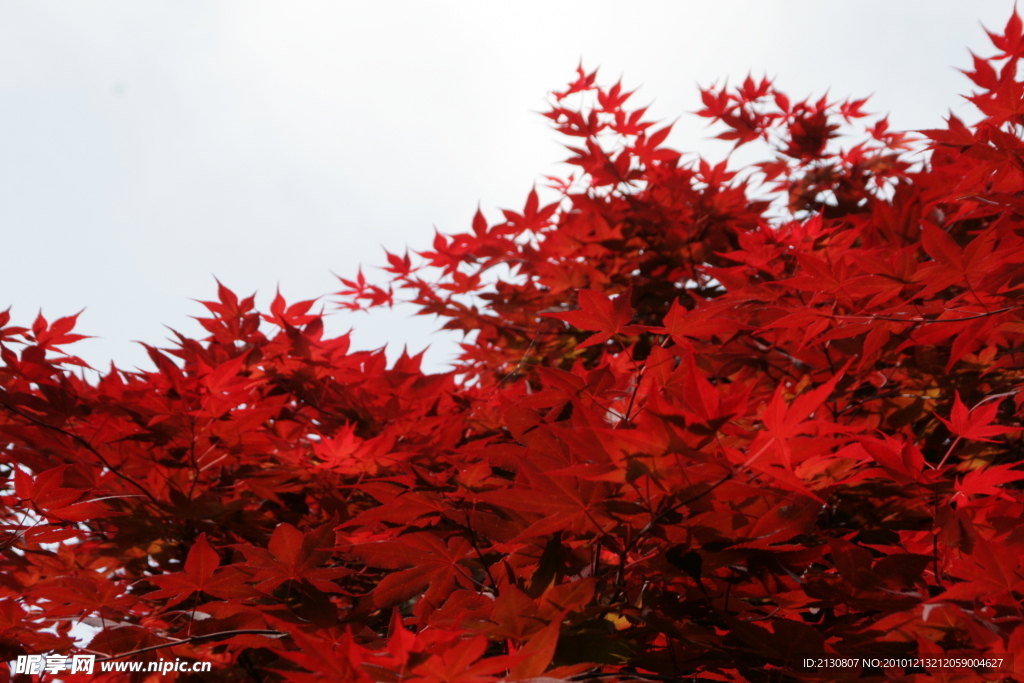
[6,14,1024,683]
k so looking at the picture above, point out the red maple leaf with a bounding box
[351,532,475,610]
[953,463,1024,501]
[541,287,642,348]
[146,533,243,608]
[936,392,1021,442]
[236,521,351,594]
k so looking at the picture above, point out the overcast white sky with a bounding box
[0,1,1015,373]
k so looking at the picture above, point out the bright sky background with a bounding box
[0,1,1015,374]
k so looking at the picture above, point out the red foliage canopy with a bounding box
[5,13,1024,683]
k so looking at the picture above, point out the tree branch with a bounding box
[0,398,160,505]
[835,306,1016,323]
[94,629,286,662]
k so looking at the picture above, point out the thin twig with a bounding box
[623,472,735,557]
[834,306,1015,324]
[0,398,159,504]
[94,629,286,662]
[462,511,500,596]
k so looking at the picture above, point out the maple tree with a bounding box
[6,13,1024,683]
